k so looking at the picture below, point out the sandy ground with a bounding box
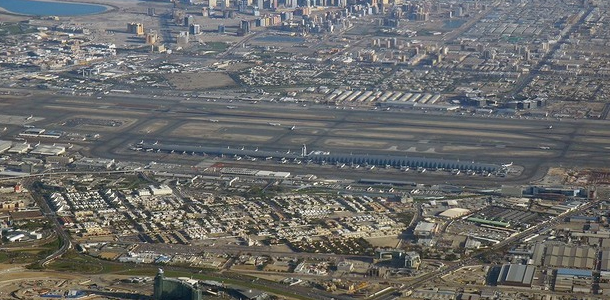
[165,72,238,90]
[135,120,169,134]
[324,139,388,149]
[364,236,400,248]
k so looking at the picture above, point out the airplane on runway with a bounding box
[547,125,553,129]
[268,122,281,126]
[502,162,513,167]
[290,125,296,130]
[26,115,33,120]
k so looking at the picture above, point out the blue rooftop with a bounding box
[557,268,592,277]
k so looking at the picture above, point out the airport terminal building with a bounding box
[138,142,501,172]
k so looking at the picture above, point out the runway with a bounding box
[1,91,609,185]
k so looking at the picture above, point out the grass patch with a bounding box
[202,42,230,52]
[0,23,37,36]
[46,251,137,274]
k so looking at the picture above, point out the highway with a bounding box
[25,178,73,268]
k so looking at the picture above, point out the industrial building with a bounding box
[543,245,596,269]
[599,250,610,272]
[495,264,536,287]
[414,221,437,237]
[149,185,173,196]
[438,208,470,219]
[29,144,66,156]
[7,143,29,154]
[553,268,592,293]
[0,140,11,153]
[73,157,115,169]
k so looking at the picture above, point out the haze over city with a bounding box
[0,0,609,299]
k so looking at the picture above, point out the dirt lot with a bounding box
[165,72,238,90]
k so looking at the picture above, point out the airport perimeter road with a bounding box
[3,93,610,184]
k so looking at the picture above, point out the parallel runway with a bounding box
[2,92,609,185]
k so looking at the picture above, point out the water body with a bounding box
[0,0,108,16]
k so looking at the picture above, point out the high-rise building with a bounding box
[127,22,144,35]
[184,15,195,27]
[146,31,158,44]
[189,24,201,35]
[177,31,189,46]
[240,20,250,34]
[154,268,204,300]
[147,7,156,16]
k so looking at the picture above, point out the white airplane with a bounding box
[290,125,296,130]
[547,125,553,129]
[502,162,513,167]
[26,115,33,120]
[539,146,550,150]
[268,122,281,126]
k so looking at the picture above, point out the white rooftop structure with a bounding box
[7,143,30,154]
[439,208,470,219]
[30,144,66,156]
[149,185,172,195]
[0,140,11,153]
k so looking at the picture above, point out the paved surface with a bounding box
[1,91,608,186]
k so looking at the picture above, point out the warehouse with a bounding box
[30,144,66,156]
[554,268,592,293]
[439,208,470,219]
[496,264,536,287]
[0,140,11,153]
[414,221,437,237]
[544,245,596,269]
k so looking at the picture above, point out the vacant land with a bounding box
[165,72,238,90]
